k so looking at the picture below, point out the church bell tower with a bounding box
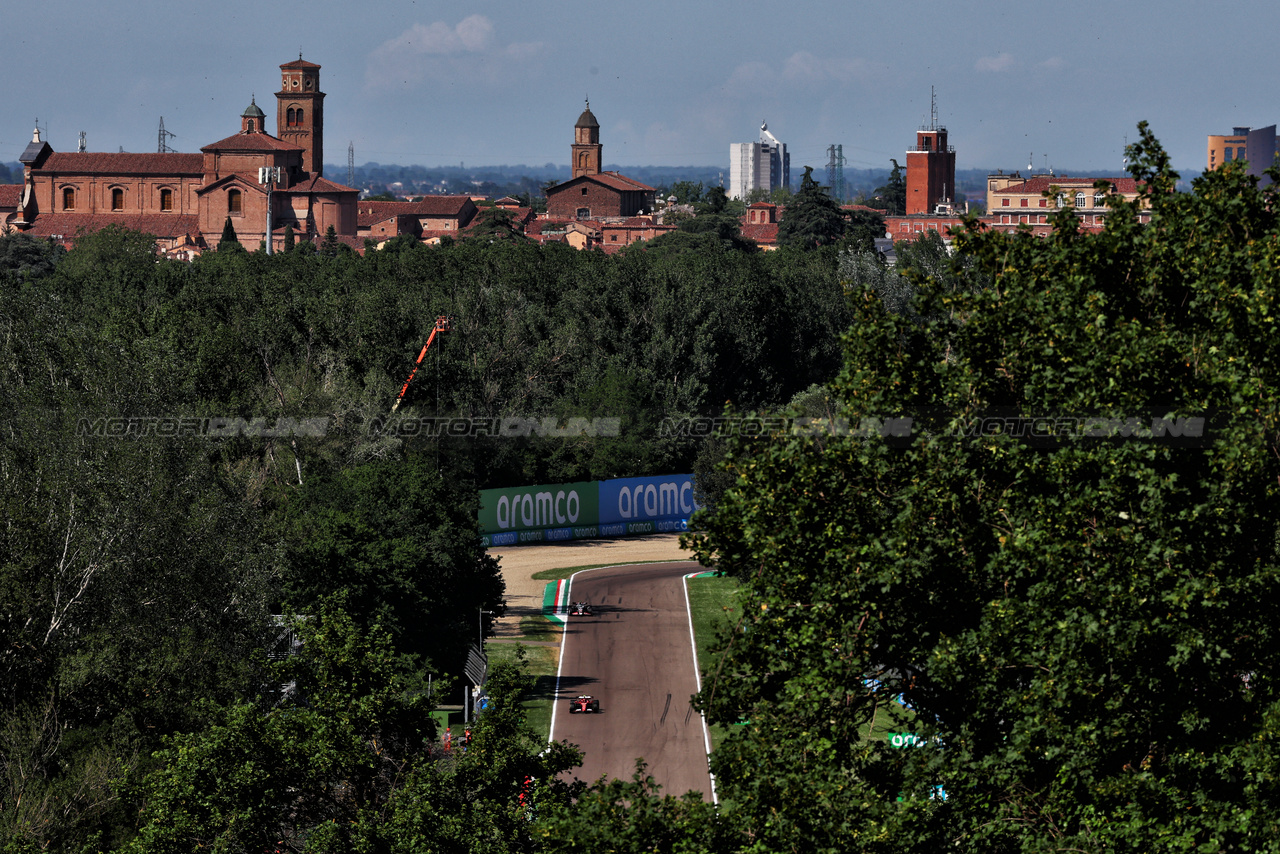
[276,56,325,176]
[572,100,602,178]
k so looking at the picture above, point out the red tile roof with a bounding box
[357,196,474,218]
[201,132,303,153]
[357,210,409,229]
[0,184,23,209]
[740,223,779,245]
[280,59,321,69]
[549,172,656,195]
[525,219,559,236]
[39,152,204,175]
[23,213,201,240]
[594,171,655,192]
[285,174,357,194]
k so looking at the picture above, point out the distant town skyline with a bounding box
[4,1,1273,177]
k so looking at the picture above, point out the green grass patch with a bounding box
[517,614,561,642]
[530,558,698,581]
[860,693,918,744]
[485,642,560,741]
[684,573,741,749]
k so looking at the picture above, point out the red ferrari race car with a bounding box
[569,602,593,616]
[568,695,600,714]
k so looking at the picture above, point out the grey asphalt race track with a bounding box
[550,562,714,800]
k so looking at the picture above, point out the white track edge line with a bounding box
[683,571,720,805]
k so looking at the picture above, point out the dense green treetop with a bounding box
[873,158,907,215]
[0,213,855,849]
[777,166,848,250]
[683,123,1280,852]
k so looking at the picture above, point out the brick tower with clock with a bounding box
[276,56,324,176]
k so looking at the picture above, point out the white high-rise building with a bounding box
[729,122,790,200]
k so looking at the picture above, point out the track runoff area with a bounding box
[549,562,717,803]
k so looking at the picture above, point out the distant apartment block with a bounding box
[729,123,789,200]
[1207,126,1279,183]
[985,172,1145,234]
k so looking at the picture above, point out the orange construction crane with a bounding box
[391,316,451,413]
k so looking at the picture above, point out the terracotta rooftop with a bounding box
[201,132,303,153]
[356,196,474,219]
[285,174,357,194]
[23,213,201,240]
[0,184,23,208]
[596,171,655,192]
[740,222,779,245]
[39,152,204,175]
[603,217,664,229]
[551,172,654,194]
[357,209,410,229]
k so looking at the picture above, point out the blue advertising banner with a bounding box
[598,474,702,533]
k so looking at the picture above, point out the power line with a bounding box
[158,117,176,153]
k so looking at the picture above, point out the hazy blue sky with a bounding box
[3,1,1273,176]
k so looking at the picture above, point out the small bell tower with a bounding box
[241,97,266,133]
[572,99,602,178]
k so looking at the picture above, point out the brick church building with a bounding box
[5,57,357,252]
[545,102,655,221]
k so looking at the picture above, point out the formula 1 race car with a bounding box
[568,695,600,714]
[569,601,593,616]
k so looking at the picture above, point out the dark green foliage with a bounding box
[874,158,907,215]
[126,608,579,853]
[651,213,757,254]
[278,457,505,671]
[0,206,858,848]
[319,224,343,257]
[537,761,729,853]
[219,216,239,248]
[283,222,295,251]
[777,166,847,250]
[698,184,730,215]
[841,229,991,321]
[468,205,530,243]
[0,233,64,285]
[688,123,1280,851]
[667,180,704,206]
[842,206,886,254]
